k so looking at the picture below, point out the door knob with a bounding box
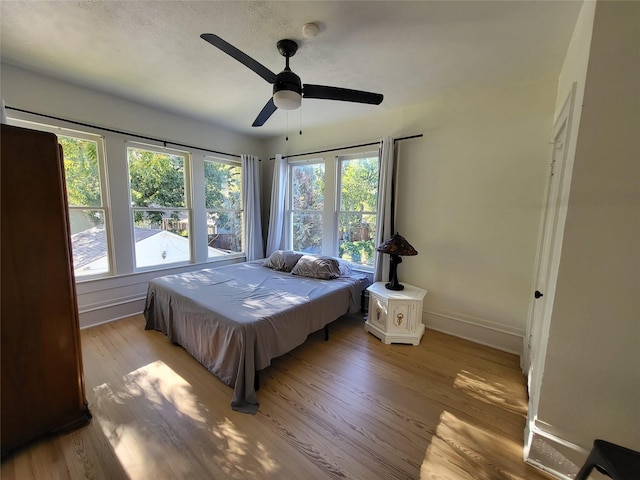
[534,290,544,299]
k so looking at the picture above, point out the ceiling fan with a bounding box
[200,33,384,127]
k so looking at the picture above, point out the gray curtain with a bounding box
[373,137,395,283]
[265,154,287,256]
[241,154,264,260]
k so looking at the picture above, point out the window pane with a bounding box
[286,153,379,265]
[133,210,190,268]
[9,121,113,278]
[290,162,324,254]
[292,163,324,210]
[60,135,111,277]
[292,213,323,254]
[128,148,185,208]
[60,136,102,207]
[70,210,109,277]
[340,156,378,212]
[338,213,377,267]
[339,155,379,269]
[128,147,190,269]
[207,211,243,254]
[204,159,243,259]
[204,161,241,210]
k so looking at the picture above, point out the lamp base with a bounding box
[385,254,404,290]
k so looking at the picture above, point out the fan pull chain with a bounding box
[299,104,302,136]
[286,111,289,141]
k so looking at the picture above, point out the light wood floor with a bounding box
[1,313,552,480]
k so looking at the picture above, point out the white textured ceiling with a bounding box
[0,1,582,138]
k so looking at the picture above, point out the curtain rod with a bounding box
[5,106,243,159]
[269,133,423,161]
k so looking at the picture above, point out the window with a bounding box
[204,157,243,257]
[337,154,379,268]
[287,151,379,269]
[127,145,191,269]
[8,119,112,278]
[289,161,325,254]
[60,133,112,277]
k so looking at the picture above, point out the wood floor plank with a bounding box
[1,313,553,480]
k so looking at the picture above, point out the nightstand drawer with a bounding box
[388,302,411,333]
[369,294,388,329]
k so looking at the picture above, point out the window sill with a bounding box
[75,255,246,288]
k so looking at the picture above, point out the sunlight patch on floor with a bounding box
[91,411,156,479]
[254,440,279,473]
[124,360,205,423]
[211,418,279,475]
[420,410,525,480]
[91,360,282,479]
[91,360,206,478]
[453,369,527,415]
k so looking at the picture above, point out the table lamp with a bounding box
[376,233,418,291]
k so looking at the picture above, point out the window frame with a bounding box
[286,150,379,271]
[203,155,244,259]
[287,158,327,255]
[336,151,380,270]
[7,118,114,280]
[126,142,193,271]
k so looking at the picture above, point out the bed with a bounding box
[143,254,370,414]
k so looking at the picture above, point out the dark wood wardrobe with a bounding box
[1,124,91,456]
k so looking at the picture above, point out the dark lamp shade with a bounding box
[376,233,418,256]
[376,233,418,291]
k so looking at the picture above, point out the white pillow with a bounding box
[263,250,303,272]
[335,257,353,276]
[291,255,341,280]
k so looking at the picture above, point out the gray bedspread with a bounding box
[143,260,369,413]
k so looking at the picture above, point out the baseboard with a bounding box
[524,419,591,479]
[78,296,145,329]
[422,309,524,355]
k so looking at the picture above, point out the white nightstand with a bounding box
[365,282,427,345]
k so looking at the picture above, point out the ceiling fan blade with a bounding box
[252,98,278,127]
[303,84,383,105]
[201,33,277,84]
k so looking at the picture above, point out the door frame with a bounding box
[522,83,577,407]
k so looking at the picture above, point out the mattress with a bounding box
[144,260,369,413]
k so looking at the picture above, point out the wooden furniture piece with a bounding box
[1,124,91,456]
[365,282,427,345]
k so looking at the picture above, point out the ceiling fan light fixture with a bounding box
[273,89,302,110]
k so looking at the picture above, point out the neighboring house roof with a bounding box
[71,227,229,275]
[71,227,158,269]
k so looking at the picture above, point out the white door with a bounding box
[522,84,577,394]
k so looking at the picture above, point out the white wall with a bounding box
[263,77,559,354]
[1,63,267,327]
[0,64,265,158]
[526,0,640,477]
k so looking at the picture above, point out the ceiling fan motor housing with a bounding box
[273,69,302,95]
[274,39,301,96]
[273,69,302,110]
[277,39,298,58]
